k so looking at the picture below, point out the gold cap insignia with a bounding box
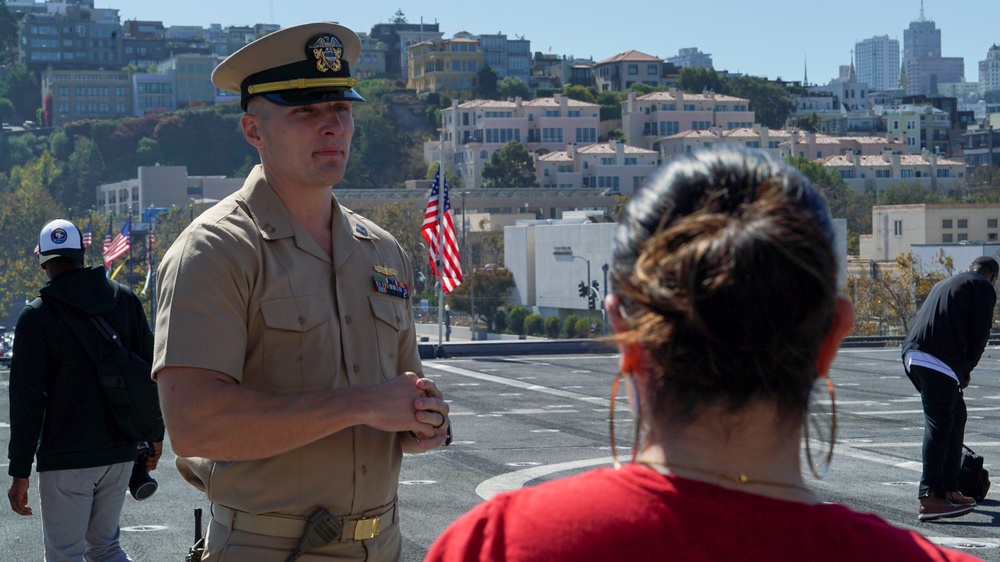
[309,35,344,73]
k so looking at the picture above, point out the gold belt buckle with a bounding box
[353,516,380,540]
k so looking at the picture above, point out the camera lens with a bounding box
[129,461,158,501]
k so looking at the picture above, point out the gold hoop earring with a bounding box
[609,373,641,469]
[804,375,836,479]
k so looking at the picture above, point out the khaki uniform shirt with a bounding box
[153,165,421,518]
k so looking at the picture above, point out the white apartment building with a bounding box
[980,44,1000,94]
[621,89,755,151]
[434,94,601,188]
[861,204,1000,262]
[96,165,242,219]
[855,35,900,92]
[820,150,966,194]
[533,141,659,195]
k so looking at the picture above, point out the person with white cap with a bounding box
[7,218,162,561]
[153,22,449,561]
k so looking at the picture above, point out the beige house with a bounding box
[407,36,483,94]
[534,141,659,195]
[860,203,1000,262]
[621,89,755,150]
[593,50,666,93]
[41,68,132,126]
[820,150,967,194]
[433,94,601,188]
[96,166,241,220]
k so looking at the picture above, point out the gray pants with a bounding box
[38,461,133,562]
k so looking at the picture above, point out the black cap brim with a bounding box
[260,87,366,107]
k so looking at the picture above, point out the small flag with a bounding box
[103,216,131,268]
[420,164,462,294]
[102,219,113,257]
[82,218,92,248]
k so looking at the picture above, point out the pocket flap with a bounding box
[369,295,402,330]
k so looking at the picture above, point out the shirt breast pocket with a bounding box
[259,295,332,389]
[369,295,407,380]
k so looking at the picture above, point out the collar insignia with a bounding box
[374,264,398,277]
[309,35,344,73]
[354,223,368,236]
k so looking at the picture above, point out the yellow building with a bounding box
[407,36,483,94]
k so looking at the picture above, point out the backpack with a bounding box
[47,286,163,443]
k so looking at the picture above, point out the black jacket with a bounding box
[7,266,159,478]
[902,270,997,387]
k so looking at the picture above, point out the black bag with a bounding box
[88,315,163,442]
[48,295,163,442]
[958,445,990,502]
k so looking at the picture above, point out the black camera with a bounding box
[129,442,158,501]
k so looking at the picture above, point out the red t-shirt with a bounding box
[425,464,981,562]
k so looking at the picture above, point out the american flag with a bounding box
[146,230,155,267]
[102,219,113,257]
[103,216,131,268]
[420,164,462,294]
[82,218,92,248]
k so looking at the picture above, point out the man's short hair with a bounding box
[971,256,999,276]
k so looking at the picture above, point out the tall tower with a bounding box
[855,35,900,91]
[903,2,941,61]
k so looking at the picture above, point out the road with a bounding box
[1,347,998,560]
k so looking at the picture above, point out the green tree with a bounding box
[481,141,537,188]
[390,9,407,24]
[786,155,868,254]
[60,137,105,210]
[47,127,74,161]
[135,138,164,167]
[477,66,500,100]
[0,98,13,122]
[498,76,530,100]
[562,85,597,104]
[877,183,944,205]
[678,67,726,94]
[0,0,19,65]
[0,64,40,123]
[726,75,795,129]
[964,166,1000,203]
[447,267,514,331]
[797,112,820,133]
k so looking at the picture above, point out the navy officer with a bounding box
[152,21,449,561]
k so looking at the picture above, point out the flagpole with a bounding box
[436,133,446,353]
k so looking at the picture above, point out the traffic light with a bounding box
[578,281,587,298]
[589,280,599,310]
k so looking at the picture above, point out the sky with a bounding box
[113,0,996,87]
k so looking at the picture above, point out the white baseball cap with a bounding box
[38,219,85,264]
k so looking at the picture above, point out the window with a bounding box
[647,64,657,75]
[575,128,596,143]
[957,219,968,229]
[942,219,953,229]
[942,233,953,243]
[541,128,563,143]
[600,157,614,166]
[659,121,679,136]
[875,169,891,178]
[937,169,950,178]
[745,141,759,148]
[624,157,637,166]
[768,141,780,149]
[683,104,696,111]
[894,220,903,236]
[990,233,998,241]
[906,120,916,130]
[900,169,914,178]
[660,104,676,111]
[839,170,855,179]
[957,233,968,242]
[989,219,998,228]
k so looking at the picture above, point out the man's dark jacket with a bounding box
[902,270,997,387]
[7,266,162,478]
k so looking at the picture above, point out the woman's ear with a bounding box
[815,297,854,378]
[607,294,647,376]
